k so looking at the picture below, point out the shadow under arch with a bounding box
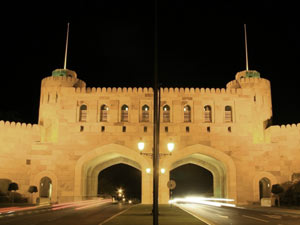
[74,144,151,203]
[161,144,237,201]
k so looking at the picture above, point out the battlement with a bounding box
[41,76,86,88]
[0,120,40,130]
[226,77,270,89]
[73,87,242,95]
[265,123,300,143]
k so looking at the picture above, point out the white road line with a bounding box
[176,204,216,225]
[263,214,282,219]
[217,215,229,219]
[242,215,269,223]
[98,205,134,225]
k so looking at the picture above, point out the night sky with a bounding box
[0,1,298,125]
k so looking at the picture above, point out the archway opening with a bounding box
[98,163,141,203]
[259,177,271,199]
[40,176,52,199]
[170,163,213,198]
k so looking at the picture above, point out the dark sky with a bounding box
[0,1,299,125]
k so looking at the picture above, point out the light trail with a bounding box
[169,196,236,207]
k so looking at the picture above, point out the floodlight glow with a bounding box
[146,168,151,174]
[160,168,166,174]
[167,143,175,152]
[138,142,145,151]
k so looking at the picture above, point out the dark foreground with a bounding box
[0,200,130,225]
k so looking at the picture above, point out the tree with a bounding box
[271,184,284,206]
[28,186,38,204]
[8,182,19,204]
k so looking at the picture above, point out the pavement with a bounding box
[100,204,207,225]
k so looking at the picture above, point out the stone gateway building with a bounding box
[0,68,299,205]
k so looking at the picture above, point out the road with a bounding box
[0,200,131,225]
[177,203,300,225]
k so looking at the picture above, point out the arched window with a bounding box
[79,105,87,122]
[259,177,271,199]
[225,105,233,122]
[204,105,212,123]
[163,105,170,122]
[142,105,150,122]
[184,105,191,122]
[100,105,108,122]
[121,104,129,122]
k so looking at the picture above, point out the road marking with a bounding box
[217,215,229,219]
[242,215,269,223]
[176,204,216,225]
[98,205,134,225]
[263,214,282,219]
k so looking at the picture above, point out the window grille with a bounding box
[204,105,212,123]
[79,105,87,122]
[163,105,170,122]
[184,105,191,122]
[121,105,129,122]
[142,105,150,122]
[100,105,108,122]
[225,106,233,122]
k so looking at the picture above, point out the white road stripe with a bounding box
[176,204,216,225]
[242,215,269,223]
[98,205,134,225]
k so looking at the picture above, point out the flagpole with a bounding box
[64,22,70,70]
[244,24,249,71]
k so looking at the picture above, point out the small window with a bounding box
[204,105,212,123]
[163,105,170,122]
[26,159,31,165]
[79,105,87,122]
[100,105,108,122]
[228,126,231,132]
[186,126,190,133]
[121,105,129,122]
[122,126,126,132]
[225,106,233,123]
[144,126,147,132]
[165,126,168,133]
[142,105,150,122]
[207,126,210,132]
[184,105,191,122]
[101,126,105,132]
[80,126,84,132]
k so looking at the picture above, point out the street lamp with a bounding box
[137,142,175,157]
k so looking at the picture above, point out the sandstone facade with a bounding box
[0,69,299,205]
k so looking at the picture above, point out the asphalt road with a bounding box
[0,201,131,225]
[177,203,300,225]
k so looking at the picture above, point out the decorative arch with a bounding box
[32,171,58,203]
[160,144,237,201]
[74,144,152,203]
[253,171,277,202]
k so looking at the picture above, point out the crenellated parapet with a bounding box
[41,75,86,88]
[73,86,242,95]
[226,77,270,89]
[265,123,300,143]
[0,120,40,130]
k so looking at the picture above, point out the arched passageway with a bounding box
[98,163,141,202]
[40,176,52,199]
[259,177,271,199]
[74,144,152,203]
[170,163,213,198]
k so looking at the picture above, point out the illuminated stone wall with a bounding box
[0,69,299,205]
